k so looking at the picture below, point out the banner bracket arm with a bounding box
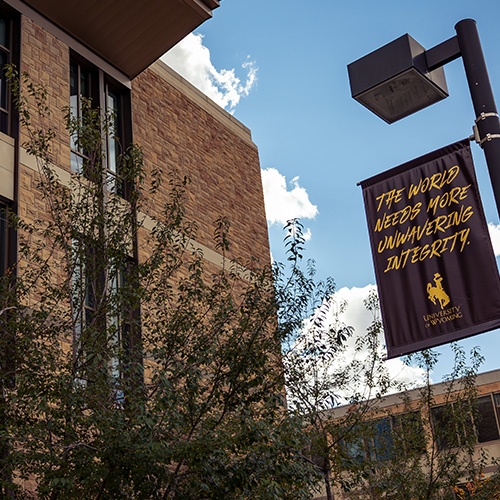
[470,113,500,147]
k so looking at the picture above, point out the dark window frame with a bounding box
[431,402,474,450]
[69,52,132,199]
[69,56,97,175]
[431,394,500,450]
[0,201,7,277]
[0,4,20,138]
[69,53,139,394]
[475,394,500,443]
[343,411,426,464]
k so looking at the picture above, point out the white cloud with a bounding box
[318,285,427,396]
[161,33,257,112]
[488,222,500,257]
[261,167,318,226]
[284,284,429,412]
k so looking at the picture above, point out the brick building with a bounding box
[0,1,277,497]
[0,0,270,278]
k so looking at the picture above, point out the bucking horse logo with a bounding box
[427,273,450,310]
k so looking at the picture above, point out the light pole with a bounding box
[348,19,500,219]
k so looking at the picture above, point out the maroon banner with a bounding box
[361,139,500,358]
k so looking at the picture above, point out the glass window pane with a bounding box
[0,204,5,277]
[0,15,11,137]
[80,66,90,100]
[106,170,116,193]
[431,406,456,450]
[0,17,9,49]
[343,434,365,463]
[0,49,8,111]
[70,61,93,155]
[0,110,8,135]
[107,88,120,175]
[494,393,500,407]
[70,62,80,151]
[70,61,78,113]
[478,395,500,442]
[71,152,83,174]
[393,412,426,454]
[371,418,393,461]
[85,307,94,327]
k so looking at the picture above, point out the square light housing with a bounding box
[348,34,449,124]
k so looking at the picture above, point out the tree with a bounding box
[308,343,500,500]
[278,219,399,500]
[0,68,322,499]
[343,345,500,500]
[278,223,500,500]
[4,68,496,500]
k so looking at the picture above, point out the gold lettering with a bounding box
[459,227,471,252]
[409,165,461,199]
[429,172,443,191]
[382,227,471,273]
[374,202,421,232]
[375,187,406,212]
[427,196,439,216]
[462,205,473,223]
[374,212,387,232]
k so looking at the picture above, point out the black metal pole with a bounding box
[455,19,500,219]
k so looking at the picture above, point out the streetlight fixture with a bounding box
[348,19,500,219]
[348,34,448,124]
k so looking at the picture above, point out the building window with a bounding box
[342,419,392,463]
[0,203,6,277]
[391,411,426,455]
[0,8,18,137]
[0,14,10,134]
[69,58,94,174]
[431,395,500,449]
[69,54,136,392]
[72,239,98,385]
[109,262,134,401]
[70,54,131,197]
[368,417,393,461]
[105,84,126,197]
[343,412,425,464]
[72,241,139,393]
[476,394,500,443]
[431,403,474,450]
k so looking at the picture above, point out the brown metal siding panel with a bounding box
[17,0,218,77]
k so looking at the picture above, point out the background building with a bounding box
[312,369,500,500]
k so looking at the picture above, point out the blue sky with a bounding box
[162,0,500,383]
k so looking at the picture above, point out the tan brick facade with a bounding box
[131,62,270,266]
[20,16,71,170]
[1,2,273,497]
[15,15,270,273]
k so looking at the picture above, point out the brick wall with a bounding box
[18,16,270,272]
[131,64,271,268]
[20,16,71,170]
[10,11,273,499]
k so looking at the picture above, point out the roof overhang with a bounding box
[17,0,220,78]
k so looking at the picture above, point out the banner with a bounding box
[360,139,500,358]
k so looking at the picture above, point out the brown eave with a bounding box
[17,0,220,79]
